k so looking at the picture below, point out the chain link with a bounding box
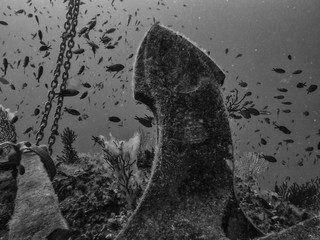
[36,0,80,155]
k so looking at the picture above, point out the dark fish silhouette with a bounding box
[272,68,285,73]
[0,77,9,85]
[33,108,40,116]
[36,66,43,82]
[105,28,116,34]
[277,88,288,92]
[296,82,306,88]
[77,65,85,75]
[288,54,292,60]
[134,115,154,128]
[262,155,277,163]
[274,95,285,99]
[35,15,39,25]
[0,20,8,26]
[261,138,267,145]
[108,116,121,122]
[64,107,80,116]
[38,30,43,41]
[82,82,91,88]
[39,45,51,51]
[282,109,291,113]
[57,89,79,97]
[2,58,8,76]
[307,84,317,94]
[305,147,314,152]
[292,70,302,75]
[238,80,247,88]
[235,53,243,58]
[73,48,85,54]
[283,139,294,144]
[247,108,260,116]
[106,64,124,72]
[23,56,29,73]
[98,57,103,64]
[23,126,33,135]
[281,101,292,105]
[225,48,229,54]
[80,91,88,99]
[274,123,291,134]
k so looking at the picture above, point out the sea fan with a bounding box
[57,127,79,164]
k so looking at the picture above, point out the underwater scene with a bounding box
[0,0,319,239]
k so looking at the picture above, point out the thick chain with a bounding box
[36,0,80,155]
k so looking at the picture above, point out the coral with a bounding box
[57,127,79,164]
[96,132,144,210]
[225,88,261,119]
[234,151,269,182]
[275,177,320,213]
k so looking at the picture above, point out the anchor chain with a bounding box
[35,0,80,155]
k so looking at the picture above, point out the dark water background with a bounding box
[0,0,319,190]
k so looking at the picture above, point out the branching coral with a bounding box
[95,132,143,210]
[275,177,320,213]
[225,89,261,119]
[57,127,79,164]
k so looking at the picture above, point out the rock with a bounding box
[115,23,234,240]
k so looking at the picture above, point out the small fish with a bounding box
[36,66,43,82]
[106,64,124,72]
[238,80,248,88]
[134,115,153,128]
[105,28,116,34]
[303,111,309,116]
[281,101,292,105]
[64,107,80,116]
[10,83,15,90]
[262,155,277,163]
[2,58,8,76]
[82,82,91,88]
[87,41,99,56]
[80,91,88,99]
[305,146,314,152]
[274,124,291,134]
[15,9,26,15]
[296,82,306,88]
[23,56,29,73]
[73,48,85,54]
[95,58,103,67]
[277,88,288,92]
[23,126,33,135]
[35,15,39,25]
[46,228,71,240]
[235,53,243,58]
[307,84,317,94]
[39,45,51,51]
[0,77,9,85]
[261,138,267,145]
[225,48,229,54]
[0,20,9,26]
[292,70,302,75]
[27,13,33,18]
[247,108,260,116]
[78,26,88,37]
[38,29,43,41]
[127,53,134,59]
[57,89,79,97]
[33,107,40,116]
[108,116,121,122]
[77,65,85,75]
[282,109,291,113]
[274,95,285,99]
[283,139,294,144]
[105,45,115,49]
[272,68,285,73]
[288,54,292,60]
[127,14,132,26]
